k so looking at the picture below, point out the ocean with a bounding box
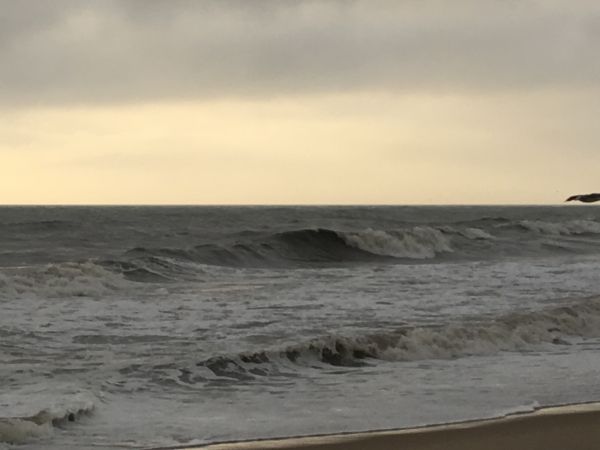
[1,205,600,449]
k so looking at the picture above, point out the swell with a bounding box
[177,297,600,382]
[5,218,600,291]
[112,226,456,274]
[113,219,600,272]
[105,219,600,275]
[0,219,76,232]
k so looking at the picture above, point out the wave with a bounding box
[518,219,600,236]
[113,227,455,273]
[0,392,96,444]
[271,227,448,262]
[458,227,496,240]
[339,227,453,259]
[6,219,600,288]
[454,216,512,226]
[180,297,600,382]
[100,258,184,282]
[94,220,600,275]
[0,262,130,300]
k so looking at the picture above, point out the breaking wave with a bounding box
[114,219,600,273]
[5,219,600,289]
[180,297,600,382]
[518,219,600,236]
[458,227,496,240]
[113,227,456,273]
[0,262,129,300]
[339,227,453,259]
[0,392,96,444]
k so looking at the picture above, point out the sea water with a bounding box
[1,205,600,449]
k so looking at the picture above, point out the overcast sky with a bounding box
[1,0,599,204]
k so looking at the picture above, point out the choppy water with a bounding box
[2,205,600,449]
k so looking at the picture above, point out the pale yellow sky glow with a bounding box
[2,89,599,204]
[2,1,600,204]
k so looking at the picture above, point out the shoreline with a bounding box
[155,402,600,450]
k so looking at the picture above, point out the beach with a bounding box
[185,403,600,450]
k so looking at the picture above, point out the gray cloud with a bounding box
[1,0,600,105]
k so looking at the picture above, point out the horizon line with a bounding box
[0,203,579,207]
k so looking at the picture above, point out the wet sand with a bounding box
[169,403,600,450]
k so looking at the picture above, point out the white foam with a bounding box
[380,299,600,361]
[460,227,495,240]
[0,262,129,300]
[495,401,541,418]
[0,418,52,444]
[520,219,600,236]
[274,297,600,365]
[340,227,453,259]
[0,389,97,444]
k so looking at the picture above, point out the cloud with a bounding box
[1,0,600,106]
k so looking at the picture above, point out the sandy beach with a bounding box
[169,403,600,450]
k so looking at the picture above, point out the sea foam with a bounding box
[0,262,128,300]
[339,227,453,259]
[0,391,96,444]
[180,296,600,382]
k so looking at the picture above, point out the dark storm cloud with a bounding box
[1,0,599,105]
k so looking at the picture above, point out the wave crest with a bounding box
[182,297,600,382]
[519,219,600,236]
[340,227,453,259]
[0,392,96,444]
[0,262,129,300]
[114,227,455,272]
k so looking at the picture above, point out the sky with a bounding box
[1,0,599,204]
